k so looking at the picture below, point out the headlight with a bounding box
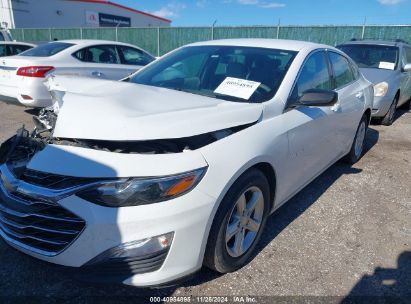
[77,168,206,207]
[374,81,389,97]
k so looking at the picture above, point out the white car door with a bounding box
[327,51,366,151]
[280,50,343,198]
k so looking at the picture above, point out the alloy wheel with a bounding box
[225,186,265,258]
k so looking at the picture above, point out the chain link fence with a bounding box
[10,25,411,56]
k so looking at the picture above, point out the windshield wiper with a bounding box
[169,87,250,103]
[212,93,250,103]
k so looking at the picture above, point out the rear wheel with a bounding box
[204,169,270,273]
[344,115,368,164]
[381,95,398,126]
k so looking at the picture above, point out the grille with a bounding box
[0,183,85,256]
[80,249,168,282]
[20,169,98,190]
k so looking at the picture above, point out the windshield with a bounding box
[338,44,399,70]
[129,45,297,103]
[19,42,74,57]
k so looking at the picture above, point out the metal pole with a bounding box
[361,17,366,39]
[276,18,281,39]
[115,26,118,41]
[211,20,217,40]
[49,28,52,41]
[21,28,24,41]
[80,27,83,39]
[157,27,160,57]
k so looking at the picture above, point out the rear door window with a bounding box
[7,44,32,56]
[19,42,73,57]
[73,45,120,64]
[117,46,154,66]
[0,45,6,56]
[329,52,355,89]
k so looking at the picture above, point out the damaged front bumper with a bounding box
[0,129,216,286]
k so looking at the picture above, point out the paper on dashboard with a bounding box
[379,62,395,70]
[214,77,261,100]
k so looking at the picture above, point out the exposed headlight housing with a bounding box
[77,168,206,207]
[374,81,389,97]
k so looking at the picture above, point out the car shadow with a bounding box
[342,251,411,300]
[393,106,410,123]
[180,127,380,288]
[23,108,40,116]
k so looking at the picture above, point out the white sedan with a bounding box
[0,39,373,286]
[0,39,155,107]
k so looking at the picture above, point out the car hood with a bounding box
[359,68,396,84]
[52,78,264,141]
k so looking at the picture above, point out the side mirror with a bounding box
[402,63,411,72]
[295,89,338,107]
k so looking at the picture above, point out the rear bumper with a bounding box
[0,77,52,108]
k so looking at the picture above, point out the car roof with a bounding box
[187,39,333,52]
[49,39,153,56]
[58,39,138,47]
[338,39,409,47]
[0,41,35,46]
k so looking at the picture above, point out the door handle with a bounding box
[92,71,103,77]
[355,91,364,99]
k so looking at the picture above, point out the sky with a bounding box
[113,0,411,26]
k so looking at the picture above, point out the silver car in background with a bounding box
[337,39,411,125]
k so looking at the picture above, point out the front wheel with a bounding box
[344,115,369,164]
[381,96,398,126]
[204,169,270,273]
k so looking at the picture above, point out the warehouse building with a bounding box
[0,0,171,28]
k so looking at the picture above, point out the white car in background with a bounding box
[0,41,35,57]
[0,39,155,107]
[0,39,373,286]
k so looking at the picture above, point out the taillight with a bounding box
[16,66,54,78]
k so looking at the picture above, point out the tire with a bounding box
[343,114,369,164]
[204,169,270,273]
[381,95,398,126]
